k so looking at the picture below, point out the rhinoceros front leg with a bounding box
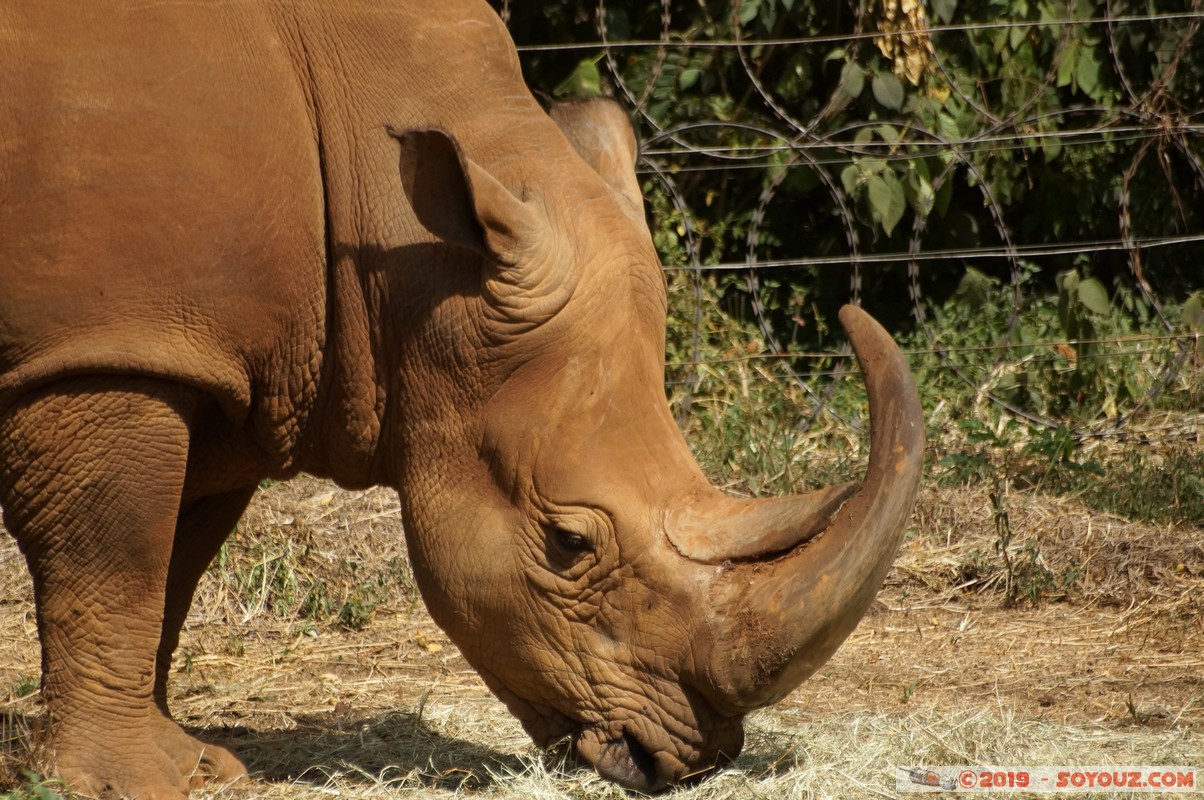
[0,376,207,800]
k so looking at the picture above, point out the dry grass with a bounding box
[2,474,1202,798]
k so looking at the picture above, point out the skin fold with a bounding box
[0,1,923,797]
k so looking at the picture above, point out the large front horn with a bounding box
[674,305,924,712]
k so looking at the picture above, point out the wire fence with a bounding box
[499,2,1203,448]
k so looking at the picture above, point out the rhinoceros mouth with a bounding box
[574,724,666,791]
[572,719,734,792]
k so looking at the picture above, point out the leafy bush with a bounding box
[495,1,1202,533]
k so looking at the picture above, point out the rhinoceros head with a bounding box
[384,99,923,791]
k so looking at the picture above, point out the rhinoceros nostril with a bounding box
[616,730,660,788]
[576,725,667,792]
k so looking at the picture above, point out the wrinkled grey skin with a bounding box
[0,1,924,797]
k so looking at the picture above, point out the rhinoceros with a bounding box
[0,0,923,796]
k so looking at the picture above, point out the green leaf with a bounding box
[872,71,905,111]
[908,162,935,214]
[839,61,865,99]
[876,124,902,144]
[868,171,906,236]
[932,0,957,24]
[678,68,702,91]
[955,266,996,309]
[992,28,1009,56]
[910,157,948,217]
[1077,278,1110,314]
[554,56,602,98]
[1076,46,1101,98]
[840,164,859,195]
[738,0,760,26]
[1057,40,1078,88]
[937,112,960,143]
[759,3,778,30]
[1009,22,1027,50]
[1056,269,1080,296]
[1182,292,1203,332]
[858,157,887,175]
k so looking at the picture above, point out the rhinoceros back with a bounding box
[0,2,326,419]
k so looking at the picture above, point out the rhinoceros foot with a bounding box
[45,714,245,800]
[151,713,248,789]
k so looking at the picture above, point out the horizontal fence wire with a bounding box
[499,2,1203,447]
[511,12,1204,50]
[660,234,1204,272]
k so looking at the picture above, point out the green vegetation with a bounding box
[501,0,1202,322]
[4,679,35,702]
[0,774,69,800]
[212,497,419,632]
[497,0,1203,604]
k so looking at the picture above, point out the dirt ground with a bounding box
[1,475,1201,797]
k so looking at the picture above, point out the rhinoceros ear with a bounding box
[388,127,539,265]
[548,99,644,221]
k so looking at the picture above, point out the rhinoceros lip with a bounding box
[569,701,740,792]
[574,724,666,792]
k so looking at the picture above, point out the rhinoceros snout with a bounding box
[574,718,742,792]
[577,727,664,791]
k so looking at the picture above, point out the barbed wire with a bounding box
[660,233,1204,272]
[639,124,1204,161]
[513,12,1204,51]
[503,2,1203,446]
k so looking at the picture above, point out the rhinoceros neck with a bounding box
[278,1,560,488]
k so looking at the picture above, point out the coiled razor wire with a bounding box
[505,2,1203,445]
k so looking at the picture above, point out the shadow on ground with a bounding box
[215,713,813,794]
[5,707,803,794]
[200,710,545,792]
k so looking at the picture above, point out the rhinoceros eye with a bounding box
[543,522,594,567]
[552,527,590,554]
[539,511,608,571]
